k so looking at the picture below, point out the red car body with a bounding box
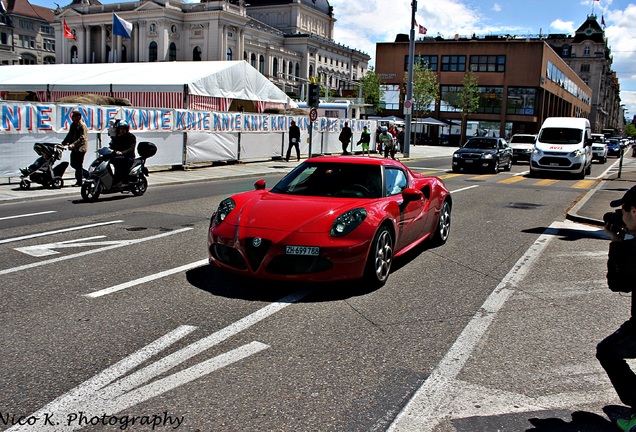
[208,156,451,285]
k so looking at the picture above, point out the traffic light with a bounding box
[307,83,320,108]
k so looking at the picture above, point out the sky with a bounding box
[31,0,636,119]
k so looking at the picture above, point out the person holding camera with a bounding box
[597,185,636,432]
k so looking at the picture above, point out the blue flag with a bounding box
[112,13,132,39]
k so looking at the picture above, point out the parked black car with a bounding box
[452,137,512,173]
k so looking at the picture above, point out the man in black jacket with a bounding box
[339,122,352,155]
[285,120,301,162]
[110,120,136,185]
[597,185,636,432]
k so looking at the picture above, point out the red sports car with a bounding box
[208,156,451,286]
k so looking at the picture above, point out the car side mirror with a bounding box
[402,187,423,202]
[254,179,266,190]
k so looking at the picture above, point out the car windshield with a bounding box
[271,162,383,198]
[510,135,535,144]
[463,138,497,149]
[538,127,582,144]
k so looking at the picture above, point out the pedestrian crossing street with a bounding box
[415,169,599,190]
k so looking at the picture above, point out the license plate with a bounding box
[286,245,319,256]
[549,162,559,166]
[465,160,473,163]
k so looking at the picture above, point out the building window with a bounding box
[121,45,127,63]
[476,86,503,113]
[469,55,505,72]
[506,87,537,115]
[44,55,55,64]
[19,35,35,49]
[441,55,466,72]
[19,20,35,30]
[409,55,437,71]
[259,55,264,74]
[580,63,590,72]
[149,23,156,32]
[149,41,157,62]
[193,46,202,61]
[171,24,177,34]
[70,46,78,64]
[250,53,256,68]
[273,57,278,77]
[19,53,36,65]
[309,64,314,78]
[561,45,570,57]
[380,84,400,110]
[40,25,54,35]
[1,32,8,45]
[169,42,176,61]
[583,46,591,56]
[295,63,300,79]
[440,85,463,112]
[226,47,232,61]
[43,39,55,52]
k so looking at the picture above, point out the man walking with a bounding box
[62,109,88,186]
[286,119,301,162]
[339,121,352,155]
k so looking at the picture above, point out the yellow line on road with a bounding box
[498,176,526,184]
[533,179,559,187]
[572,179,596,189]
[438,173,462,179]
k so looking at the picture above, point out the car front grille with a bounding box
[210,244,247,270]
[458,152,482,160]
[244,237,272,271]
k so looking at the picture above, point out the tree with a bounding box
[625,122,636,138]
[458,70,480,145]
[359,68,384,114]
[404,62,439,144]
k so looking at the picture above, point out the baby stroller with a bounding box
[19,142,69,190]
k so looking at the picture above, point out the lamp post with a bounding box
[403,0,417,158]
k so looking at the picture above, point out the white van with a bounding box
[529,117,592,178]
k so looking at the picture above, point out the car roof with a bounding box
[305,155,406,168]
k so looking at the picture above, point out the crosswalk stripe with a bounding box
[498,176,525,184]
[572,179,597,189]
[534,179,559,186]
[438,173,462,179]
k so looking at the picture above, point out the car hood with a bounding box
[455,147,497,155]
[228,191,372,233]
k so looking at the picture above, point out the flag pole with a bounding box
[403,0,417,158]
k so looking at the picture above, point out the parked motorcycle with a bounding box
[80,141,157,202]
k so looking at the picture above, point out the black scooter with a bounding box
[80,141,156,202]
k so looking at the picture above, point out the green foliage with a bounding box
[405,63,439,118]
[459,70,480,118]
[360,68,384,112]
[625,122,636,137]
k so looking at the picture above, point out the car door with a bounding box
[384,167,424,249]
[499,139,511,164]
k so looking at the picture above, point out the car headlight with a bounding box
[481,153,494,159]
[570,149,584,157]
[330,208,367,237]
[213,198,236,225]
[453,153,461,159]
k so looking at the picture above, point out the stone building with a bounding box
[0,0,56,65]
[545,15,622,133]
[54,0,370,99]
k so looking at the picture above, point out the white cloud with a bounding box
[493,3,502,12]
[549,19,575,34]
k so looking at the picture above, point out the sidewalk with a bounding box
[567,152,636,226]
[0,145,455,203]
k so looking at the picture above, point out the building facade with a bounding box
[0,0,56,65]
[54,0,369,99]
[375,36,593,139]
[545,15,622,133]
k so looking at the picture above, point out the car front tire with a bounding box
[431,200,451,246]
[364,226,394,287]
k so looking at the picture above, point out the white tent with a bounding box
[0,61,294,112]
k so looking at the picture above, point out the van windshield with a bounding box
[539,127,583,144]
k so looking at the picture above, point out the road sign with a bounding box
[309,108,318,122]
[403,99,412,115]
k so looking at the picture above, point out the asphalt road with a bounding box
[0,156,630,432]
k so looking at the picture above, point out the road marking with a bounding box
[15,236,116,257]
[85,258,209,298]
[572,179,597,189]
[0,220,123,245]
[387,220,577,432]
[0,210,56,221]
[534,178,559,187]
[450,185,478,194]
[7,289,311,431]
[498,176,525,184]
[438,173,462,179]
[0,228,193,276]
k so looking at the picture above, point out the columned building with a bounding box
[54,0,369,99]
[0,0,55,65]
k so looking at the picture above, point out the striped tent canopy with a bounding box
[0,61,294,112]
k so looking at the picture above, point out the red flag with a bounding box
[63,19,75,40]
[414,19,427,35]
[601,15,606,27]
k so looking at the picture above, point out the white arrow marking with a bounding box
[0,228,193,276]
[6,289,311,431]
[0,220,123,245]
[15,236,123,257]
